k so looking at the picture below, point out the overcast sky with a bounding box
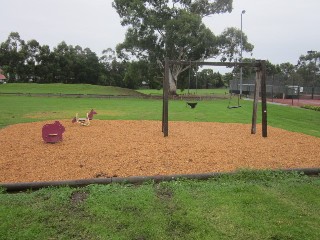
[1,0,319,69]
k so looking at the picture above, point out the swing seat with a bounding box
[228,105,241,109]
[187,102,197,109]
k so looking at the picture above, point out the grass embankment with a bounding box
[0,83,144,96]
[1,171,320,239]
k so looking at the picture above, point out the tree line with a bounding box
[0,32,146,88]
[1,0,319,91]
[0,31,318,90]
[0,32,232,89]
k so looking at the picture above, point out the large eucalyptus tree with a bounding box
[113,0,253,94]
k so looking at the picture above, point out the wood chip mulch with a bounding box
[1,120,319,183]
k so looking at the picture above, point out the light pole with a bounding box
[240,10,246,97]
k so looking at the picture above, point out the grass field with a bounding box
[1,84,319,239]
[0,83,143,96]
[0,94,319,137]
[1,171,319,239]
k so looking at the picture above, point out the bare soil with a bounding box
[1,120,319,183]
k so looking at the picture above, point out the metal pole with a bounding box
[240,10,246,97]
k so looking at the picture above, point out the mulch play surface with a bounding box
[1,120,319,183]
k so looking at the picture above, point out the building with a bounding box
[0,69,7,83]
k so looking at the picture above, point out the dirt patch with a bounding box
[70,191,89,205]
[0,120,319,183]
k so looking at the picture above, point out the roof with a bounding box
[0,74,6,80]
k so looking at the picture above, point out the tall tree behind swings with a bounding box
[112,0,253,94]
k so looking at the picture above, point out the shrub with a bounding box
[301,105,320,112]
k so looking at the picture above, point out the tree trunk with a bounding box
[168,66,184,95]
[163,62,190,95]
[168,70,177,95]
[168,67,179,95]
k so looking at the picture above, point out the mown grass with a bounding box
[1,171,319,239]
[0,83,144,96]
[0,94,319,137]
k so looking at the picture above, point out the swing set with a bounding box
[162,58,268,138]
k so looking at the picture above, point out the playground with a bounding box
[1,119,319,183]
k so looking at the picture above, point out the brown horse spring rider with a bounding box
[72,109,97,126]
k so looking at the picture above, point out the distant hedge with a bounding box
[301,105,320,112]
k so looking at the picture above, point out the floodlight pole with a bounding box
[240,10,246,97]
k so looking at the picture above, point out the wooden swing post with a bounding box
[162,57,169,137]
[251,60,267,137]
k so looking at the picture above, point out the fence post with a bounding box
[311,87,314,99]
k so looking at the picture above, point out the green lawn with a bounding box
[0,94,319,137]
[1,171,319,239]
[0,83,143,96]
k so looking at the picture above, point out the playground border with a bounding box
[1,168,319,192]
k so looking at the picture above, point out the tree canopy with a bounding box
[113,0,254,94]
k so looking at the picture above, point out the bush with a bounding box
[301,105,320,112]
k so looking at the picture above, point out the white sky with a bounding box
[1,0,319,70]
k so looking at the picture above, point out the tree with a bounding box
[218,27,254,62]
[71,47,100,84]
[113,0,253,94]
[22,39,41,82]
[297,51,320,87]
[278,62,296,86]
[279,62,295,77]
[100,48,128,87]
[197,69,224,88]
[0,32,26,81]
[265,60,281,77]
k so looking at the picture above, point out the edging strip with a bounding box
[1,168,319,192]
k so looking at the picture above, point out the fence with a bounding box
[229,74,320,100]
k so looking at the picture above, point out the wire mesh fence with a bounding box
[230,73,320,100]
